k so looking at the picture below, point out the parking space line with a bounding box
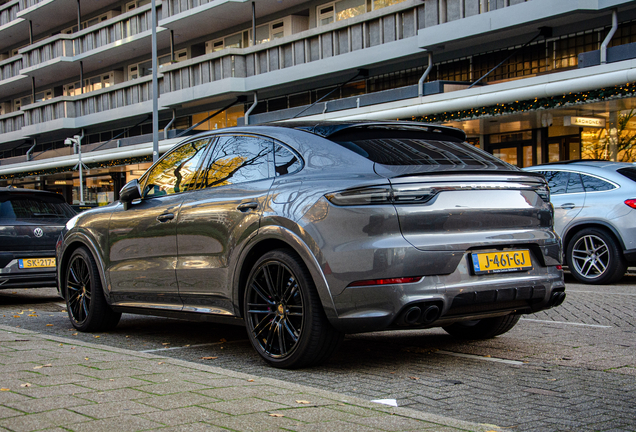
[141,342,222,353]
[436,350,525,365]
[522,318,611,328]
[565,290,636,296]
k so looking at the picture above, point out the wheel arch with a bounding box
[562,221,625,252]
[59,233,109,301]
[232,225,338,324]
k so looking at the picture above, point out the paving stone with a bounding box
[208,412,305,432]
[70,400,160,419]
[135,392,219,410]
[203,398,288,415]
[3,395,94,414]
[140,406,228,426]
[65,414,164,432]
[76,388,152,403]
[0,409,90,432]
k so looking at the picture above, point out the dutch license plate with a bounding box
[471,250,532,275]
[18,258,56,269]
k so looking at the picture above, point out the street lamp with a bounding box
[64,134,88,205]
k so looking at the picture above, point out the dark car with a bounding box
[56,121,565,368]
[1,187,75,289]
[524,161,636,284]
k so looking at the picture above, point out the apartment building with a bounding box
[0,0,635,205]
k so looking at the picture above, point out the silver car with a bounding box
[524,161,636,284]
[57,121,565,368]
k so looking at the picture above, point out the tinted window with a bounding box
[199,135,273,189]
[274,144,301,176]
[331,130,509,168]
[617,167,636,183]
[540,171,568,195]
[582,174,616,192]
[566,172,584,193]
[0,194,75,220]
[142,139,209,198]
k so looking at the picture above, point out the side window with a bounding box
[274,144,302,176]
[566,172,584,193]
[199,135,273,189]
[142,139,209,198]
[582,174,616,192]
[540,171,568,195]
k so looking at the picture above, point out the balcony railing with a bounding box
[18,0,43,11]
[0,55,22,82]
[162,1,423,92]
[21,3,161,69]
[0,0,20,27]
[0,111,24,134]
[22,75,160,126]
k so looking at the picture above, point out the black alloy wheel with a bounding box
[65,247,121,332]
[244,249,342,369]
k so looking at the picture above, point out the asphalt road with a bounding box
[1,273,634,432]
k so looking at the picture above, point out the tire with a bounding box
[443,314,520,340]
[566,227,626,285]
[243,249,343,369]
[65,247,121,332]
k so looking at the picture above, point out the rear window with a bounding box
[618,167,636,182]
[331,130,510,168]
[0,194,75,220]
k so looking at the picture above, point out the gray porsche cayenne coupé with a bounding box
[56,121,566,368]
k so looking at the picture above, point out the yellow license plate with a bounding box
[471,250,532,275]
[19,258,56,269]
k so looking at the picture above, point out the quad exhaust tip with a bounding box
[397,303,441,327]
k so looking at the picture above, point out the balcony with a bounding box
[0,0,28,52]
[19,2,167,88]
[0,111,24,139]
[20,75,160,137]
[0,55,29,94]
[160,0,424,106]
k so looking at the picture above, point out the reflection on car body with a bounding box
[57,121,566,368]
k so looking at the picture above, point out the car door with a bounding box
[540,170,585,237]
[176,134,275,315]
[107,138,209,307]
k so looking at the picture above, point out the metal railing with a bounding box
[162,1,424,92]
[21,3,161,69]
[0,111,24,134]
[0,0,20,27]
[0,55,23,82]
[22,75,161,126]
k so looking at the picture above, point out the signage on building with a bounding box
[563,116,606,128]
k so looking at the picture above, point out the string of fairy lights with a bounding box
[2,82,635,181]
[409,82,636,124]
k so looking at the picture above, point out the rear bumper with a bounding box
[623,248,636,263]
[330,254,565,333]
[0,256,57,289]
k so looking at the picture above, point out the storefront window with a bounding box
[193,106,245,131]
[581,110,636,162]
[548,143,560,162]
[493,148,517,166]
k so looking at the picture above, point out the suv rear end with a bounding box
[297,123,565,334]
[0,188,75,289]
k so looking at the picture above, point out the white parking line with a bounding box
[565,290,636,296]
[522,318,611,328]
[436,350,525,365]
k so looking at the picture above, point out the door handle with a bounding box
[237,202,258,212]
[560,203,575,210]
[156,213,175,222]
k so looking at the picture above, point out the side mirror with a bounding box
[119,179,141,210]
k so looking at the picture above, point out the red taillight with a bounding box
[556,265,563,270]
[347,277,422,287]
[625,199,636,209]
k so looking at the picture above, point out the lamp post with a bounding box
[64,134,87,205]
[151,0,158,162]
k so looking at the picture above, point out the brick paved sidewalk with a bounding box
[0,325,502,432]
